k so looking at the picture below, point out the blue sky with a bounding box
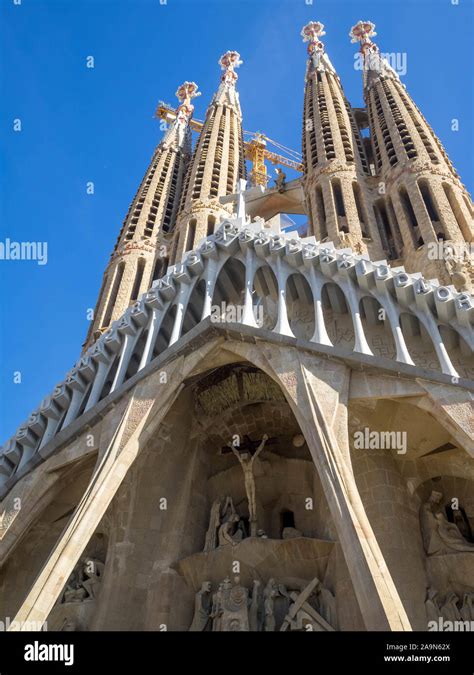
[1,0,473,440]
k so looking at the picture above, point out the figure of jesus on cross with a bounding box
[228,434,268,537]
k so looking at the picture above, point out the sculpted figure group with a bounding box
[189,575,337,632]
[420,491,474,556]
[61,557,105,604]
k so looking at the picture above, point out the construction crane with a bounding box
[155,102,303,187]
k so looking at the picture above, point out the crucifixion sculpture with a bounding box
[227,434,268,537]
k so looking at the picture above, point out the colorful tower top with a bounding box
[301,21,336,75]
[350,21,400,91]
[160,81,200,152]
[212,50,243,113]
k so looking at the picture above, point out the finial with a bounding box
[301,21,326,56]
[350,21,378,52]
[176,81,201,106]
[175,81,200,125]
[219,51,243,85]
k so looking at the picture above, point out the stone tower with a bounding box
[1,21,473,638]
[171,51,246,264]
[350,21,473,290]
[83,82,200,349]
[301,21,385,260]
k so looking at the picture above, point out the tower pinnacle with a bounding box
[212,50,243,111]
[161,81,200,152]
[219,50,243,83]
[350,21,400,91]
[301,21,336,75]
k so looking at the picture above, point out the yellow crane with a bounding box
[155,102,303,187]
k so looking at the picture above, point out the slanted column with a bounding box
[272,349,410,630]
[37,395,63,449]
[61,369,88,429]
[84,329,122,412]
[139,288,166,370]
[303,247,332,345]
[169,266,193,346]
[200,241,220,321]
[239,233,258,327]
[270,236,294,337]
[335,253,374,356]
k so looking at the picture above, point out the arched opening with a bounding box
[252,264,278,330]
[352,182,369,238]
[207,215,216,237]
[182,279,206,336]
[130,257,146,303]
[399,313,438,370]
[102,262,125,328]
[124,327,149,381]
[321,283,354,350]
[98,353,121,401]
[127,360,348,630]
[185,218,197,253]
[152,304,177,360]
[359,296,396,360]
[280,509,296,536]
[442,183,472,242]
[438,325,474,380]
[152,256,169,282]
[211,258,246,324]
[0,454,99,622]
[285,273,314,340]
[374,198,399,260]
[314,185,328,240]
[418,179,446,240]
[332,179,348,233]
[399,187,424,247]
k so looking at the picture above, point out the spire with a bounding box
[83,82,199,349]
[350,21,400,93]
[350,21,473,291]
[301,21,337,76]
[160,81,200,153]
[171,51,247,263]
[212,50,243,114]
[300,21,384,258]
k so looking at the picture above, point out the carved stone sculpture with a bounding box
[62,572,87,604]
[210,582,225,632]
[425,588,441,624]
[440,593,462,622]
[189,581,212,631]
[218,513,240,547]
[420,491,474,556]
[460,593,474,621]
[190,576,338,632]
[229,434,268,536]
[264,586,277,632]
[249,580,261,631]
[434,513,474,553]
[61,556,105,604]
[203,499,221,552]
[220,576,250,632]
[81,558,105,599]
